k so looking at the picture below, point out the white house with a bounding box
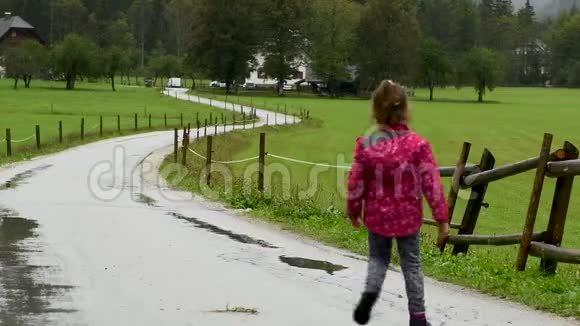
[245,54,312,89]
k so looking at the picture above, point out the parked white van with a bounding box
[167,78,182,88]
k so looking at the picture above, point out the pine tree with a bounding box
[355,0,420,91]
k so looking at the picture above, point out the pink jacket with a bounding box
[347,124,448,237]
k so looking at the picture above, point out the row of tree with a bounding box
[2,16,184,91]
[187,0,580,100]
[2,0,580,100]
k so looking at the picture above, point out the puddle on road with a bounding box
[0,206,76,325]
[169,212,278,249]
[279,256,348,275]
[0,164,53,190]
[134,193,160,207]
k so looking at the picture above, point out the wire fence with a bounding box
[183,137,351,170]
[11,134,35,143]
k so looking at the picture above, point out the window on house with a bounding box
[258,69,266,79]
[11,31,17,38]
[292,70,304,80]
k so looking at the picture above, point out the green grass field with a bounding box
[179,86,580,317]
[0,80,240,165]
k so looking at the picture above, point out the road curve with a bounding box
[0,88,576,325]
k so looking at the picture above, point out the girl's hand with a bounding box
[436,222,449,248]
[351,216,364,228]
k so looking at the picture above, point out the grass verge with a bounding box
[161,122,580,319]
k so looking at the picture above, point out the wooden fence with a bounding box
[432,133,579,274]
[177,131,579,274]
[0,107,267,159]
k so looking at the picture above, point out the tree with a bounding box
[479,0,516,52]
[52,34,98,90]
[418,39,450,101]
[3,40,48,89]
[305,0,361,97]
[513,0,543,85]
[549,14,580,85]
[147,55,183,87]
[355,0,420,91]
[189,0,262,93]
[128,0,154,69]
[102,16,136,91]
[54,0,89,41]
[164,0,195,57]
[461,47,504,102]
[259,0,308,96]
[418,0,455,46]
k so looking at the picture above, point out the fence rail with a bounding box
[174,129,580,275]
[0,103,269,159]
[461,150,566,188]
[447,232,545,246]
[546,159,580,177]
[529,242,580,264]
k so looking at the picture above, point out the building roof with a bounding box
[0,15,35,40]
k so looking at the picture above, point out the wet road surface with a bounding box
[0,89,577,325]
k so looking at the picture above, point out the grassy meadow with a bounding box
[175,86,580,317]
[0,80,239,165]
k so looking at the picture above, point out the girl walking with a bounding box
[347,80,449,326]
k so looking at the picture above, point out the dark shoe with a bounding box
[410,319,431,326]
[353,292,378,325]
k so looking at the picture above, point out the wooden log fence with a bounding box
[3,97,578,276]
[452,149,496,255]
[448,232,545,246]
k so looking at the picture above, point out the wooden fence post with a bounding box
[243,113,246,130]
[180,113,183,127]
[258,133,266,192]
[284,105,287,124]
[214,118,218,135]
[516,133,554,271]
[440,142,472,252]
[59,121,63,144]
[6,128,11,157]
[134,113,138,131]
[452,149,496,255]
[540,141,579,274]
[100,116,103,136]
[204,119,207,137]
[81,118,85,140]
[35,125,40,149]
[275,105,278,125]
[210,113,213,126]
[196,119,200,140]
[148,114,152,129]
[164,113,167,128]
[206,136,213,186]
[117,115,121,133]
[174,128,178,163]
[223,117,227,133]
[181,127,188,165]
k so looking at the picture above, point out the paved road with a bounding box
[0,89,576,325]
